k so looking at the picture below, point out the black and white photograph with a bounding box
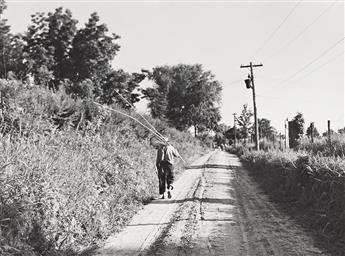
[0,0,344,255]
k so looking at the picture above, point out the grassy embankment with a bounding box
[232,135,345,250]
[0,80,208,256]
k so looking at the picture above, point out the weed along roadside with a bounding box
[231,145,345,254]
[0,83,208,256]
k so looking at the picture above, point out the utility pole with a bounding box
[328,120,331,146]
[240,62,263,151]
[285,118,289,149]
[233,113,237,147]
[310,122,314,143]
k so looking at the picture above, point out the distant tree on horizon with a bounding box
[306,123,320,138]
[338,127,345,134]
[224,127,240,144]
[258,118,277,140]
[236,104,253,141]
[289,112,305,148]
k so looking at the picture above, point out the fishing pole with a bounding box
[113,90,187,164]
[93,102,162,140]
[96,89,189,165]
[114,90,167,143]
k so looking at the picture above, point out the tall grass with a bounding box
[237,145,345,241]
[298,134,345,157]
[0,81,207,255]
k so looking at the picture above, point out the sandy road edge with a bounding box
[139,151,215,254]
[96,151,215,256]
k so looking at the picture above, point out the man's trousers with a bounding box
[157,161,174,195]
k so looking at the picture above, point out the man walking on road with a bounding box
[155,137,181,199]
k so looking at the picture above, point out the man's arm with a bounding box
[172,146,180,158]
[171,145,186,164]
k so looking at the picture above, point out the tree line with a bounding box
[2,1,341,144]
[0,2,222,136]
[223,106,345,150]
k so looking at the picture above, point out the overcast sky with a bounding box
[3,0,344,133]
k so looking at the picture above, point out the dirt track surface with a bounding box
[96,151,331,256]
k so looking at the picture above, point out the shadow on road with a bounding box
[185,164,237,170]
[127,218,234,227]
[150,197,236,205]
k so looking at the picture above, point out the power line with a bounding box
[225,78,243,86]
[277,36,344,86]
[256,94,285,100]
[252,0,302,59]
[265,0,338,62]
[290,50,344,83]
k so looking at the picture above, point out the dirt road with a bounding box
[96,151,331,256]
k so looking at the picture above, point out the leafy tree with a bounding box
[0,0,11,78]
[214,123,230,147]
[186,68,222,134]
[0,0,5,13]
[224,127,240,144]
[25,11,55,84]
[142,66,172,119]
[99,70,145,108]
[46,8,78,85]
[322,129,335,137]
[214,123,229,134]
[236,104,253,140]
[214,132,227,147]
[338,127,345,134]
[306,123,320,138]
[288,112,304,148]
[63,78,94,99]
[6,34,28,80]
[0,1,27,80]
[24,8,78,88]
[24,8,124,100]
[142,64,222,135]
[258,118,276,139]
[68,12,120,94]
[188,103,221,136]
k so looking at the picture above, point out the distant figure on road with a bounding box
[152,137,181,199]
